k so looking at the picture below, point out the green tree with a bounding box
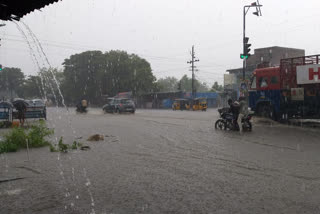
[62,51,105,104]
[179,75,209,92]
[22,75,44,99]
[62,50,156,105]
[156,76,178,92]
[210,81,223,92]
[0,67,25,99]
[38,67,65,105]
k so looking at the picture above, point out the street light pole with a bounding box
[242,2,262,90]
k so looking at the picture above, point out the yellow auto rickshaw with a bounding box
[172,99,190,111]
[192,98,207,111]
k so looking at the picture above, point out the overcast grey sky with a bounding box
[1,0,320,85]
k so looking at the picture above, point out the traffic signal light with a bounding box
[0,64,2,71]
[244,37,251,58]
[240,54,247,59]
[240,37,252,59]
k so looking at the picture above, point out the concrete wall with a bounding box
[253,46,305,67]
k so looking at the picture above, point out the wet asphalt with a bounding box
[1,108,320,214]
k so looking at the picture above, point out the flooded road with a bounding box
[1,108,320,214]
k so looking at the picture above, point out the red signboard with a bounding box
[255,67,280,91]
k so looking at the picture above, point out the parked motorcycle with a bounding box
[215,108,252,131]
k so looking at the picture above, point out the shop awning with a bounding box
[0,0,61,21]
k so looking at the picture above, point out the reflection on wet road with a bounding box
[1,108,320,214]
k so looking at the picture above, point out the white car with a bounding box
[32,99,46,107]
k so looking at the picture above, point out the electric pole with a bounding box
[187,45,199,99]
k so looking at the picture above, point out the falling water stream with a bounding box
[21,21,68,109]
[13,21,96,213]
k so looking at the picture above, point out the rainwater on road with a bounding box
[1,108,320,214]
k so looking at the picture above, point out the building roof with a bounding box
[0,0,61,21]
[254,46,305,52]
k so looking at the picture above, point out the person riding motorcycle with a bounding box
[227,98,240,129]
[76,99,88,113]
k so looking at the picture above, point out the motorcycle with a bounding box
[215,108,232,130]
[76,104,87,113]
[215,108,252,131]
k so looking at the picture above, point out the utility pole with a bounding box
[187,45,199,99]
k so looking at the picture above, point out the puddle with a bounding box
[0,188,23,196]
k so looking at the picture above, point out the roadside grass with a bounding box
[49,137,83,153]
[0,120,54,154]
[0,121,84,154]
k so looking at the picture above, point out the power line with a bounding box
[1,34,190,62]
[197,70,225,76]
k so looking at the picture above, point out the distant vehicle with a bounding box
[25,100,34,106]
[0,101,13,126]
[192,98,207,111]
[102,98,116,113]
[76,99,88,113]
[117,98,135,113]
[28,99,47,119]
[76,105,87,113]
[10,98,47,120]
[32,99,45,107]
[103,98,135,114]
[249,54,320,120]
[172,99,190,111]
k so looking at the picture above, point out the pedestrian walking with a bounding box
[13,100,28,126]
[238,97,249,133]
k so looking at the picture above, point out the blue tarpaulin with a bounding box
[162,99,173,108]
[182,92,218,99]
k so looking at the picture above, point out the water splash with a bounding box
[19,21,77,137]
[15,21,73,211]
[83,168,96,214]
[15,22,60,113]
[13,21,48,101]
[14,20,97,213]
[20,21,67,109]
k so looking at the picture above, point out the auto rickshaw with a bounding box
[192,98,207,111]
[172,99,190,111]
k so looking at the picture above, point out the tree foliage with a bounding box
[0,67,25,98]
[155,75,209,93]
[179,75,209,92]
[156,77,179,92]
[23,75,43,99]
[0,51,156,105]
[211,81,224,92]
[1,50,221,105]
[62,50,156,105]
